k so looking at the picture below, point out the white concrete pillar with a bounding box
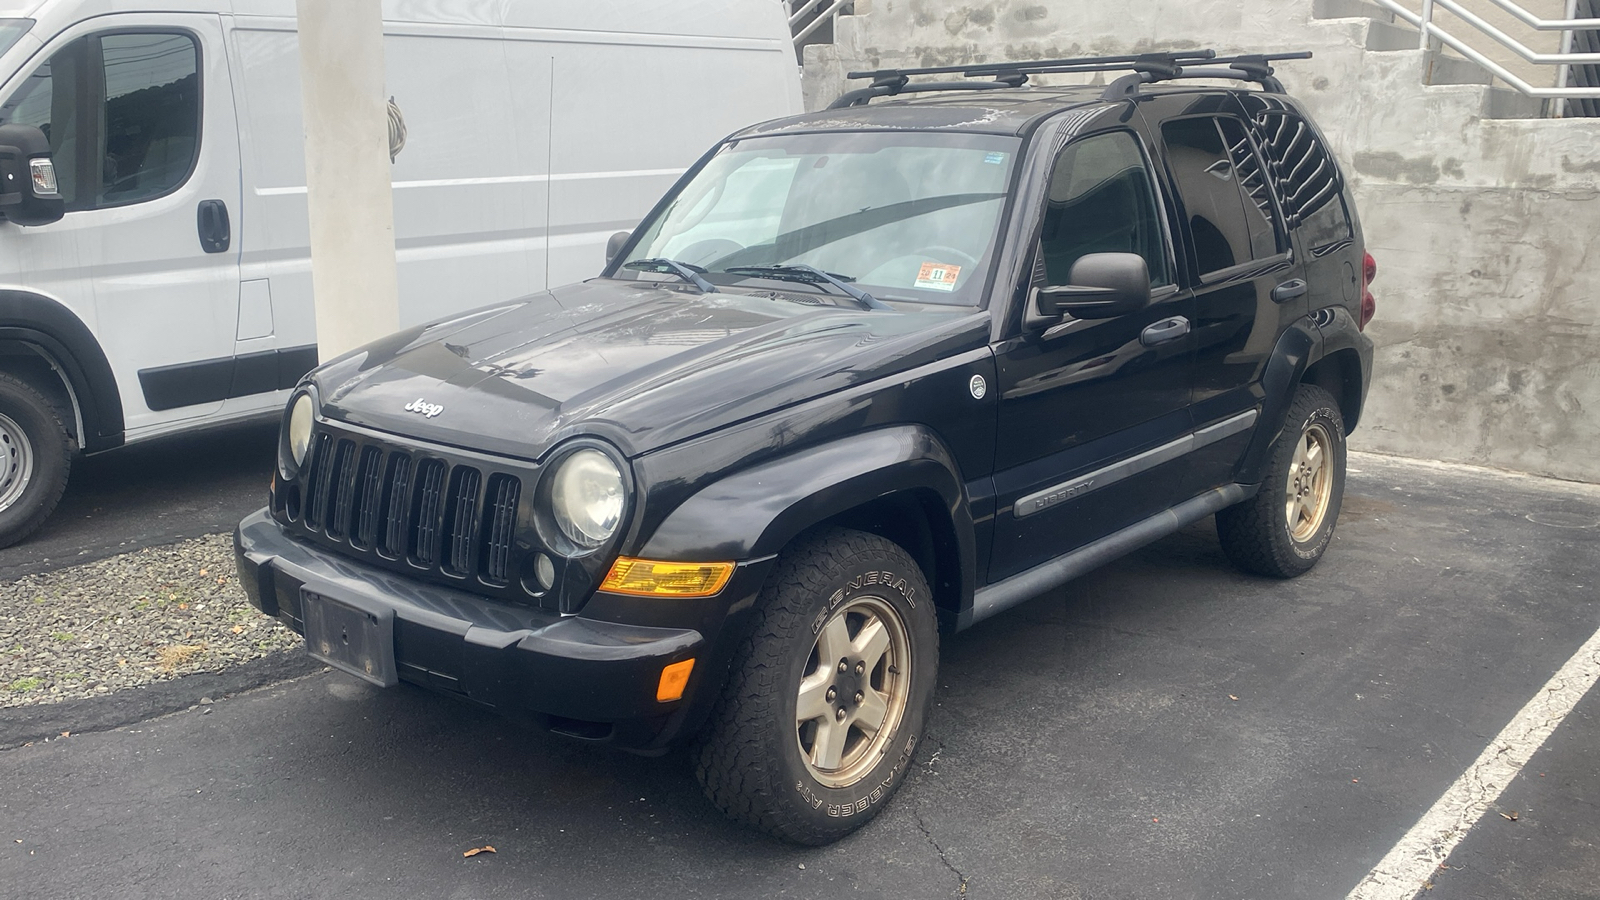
[295,0,400,359]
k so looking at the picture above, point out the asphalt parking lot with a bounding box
[1,452,1596,899]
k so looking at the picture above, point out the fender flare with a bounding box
[0,290,124,452]
[639,425,978,616]
[1312,304,1374,432]
[1234,317,1320,485]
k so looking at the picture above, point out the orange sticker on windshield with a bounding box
[915,262,961,292]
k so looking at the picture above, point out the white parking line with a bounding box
[1346,624,1600,900]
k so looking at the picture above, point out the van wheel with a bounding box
[695,527,937,845]
[0,373,72,549]
[1217,383,1346,578]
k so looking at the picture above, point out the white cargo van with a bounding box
[0,0,802,547]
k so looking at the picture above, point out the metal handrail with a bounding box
[1435,0,1600,63]
[1480,0,1600,30]
[1370,0,1600,98]
[787,0,851,47]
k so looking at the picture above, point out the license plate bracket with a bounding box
[301,587,398,687]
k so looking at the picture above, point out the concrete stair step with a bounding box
[1365,19,1420,51]
[1483,87,1549,118]
[1312,0,1394,22]
[1426,50,1493,85]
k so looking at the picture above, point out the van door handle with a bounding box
[1271,278,1308,303]
[198,199,230,253]
[1140,315,1190,346]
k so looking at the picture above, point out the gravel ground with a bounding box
[1,534,300,708]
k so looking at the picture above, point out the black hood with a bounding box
[312,280,990,461]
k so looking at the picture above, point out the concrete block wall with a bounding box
[800,0,1600,483]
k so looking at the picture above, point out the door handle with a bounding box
[1140,315,1190,346]
[1271,278,1308,303]
[197,199,230,254]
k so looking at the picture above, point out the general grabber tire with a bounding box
[0,373,72,549]
[695,527,938,845]
[1217,383,1346,579]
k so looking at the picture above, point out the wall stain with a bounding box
[1354,151,1440,184]
[1561,155,1600,175]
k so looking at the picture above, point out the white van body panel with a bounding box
[0,0,801,446]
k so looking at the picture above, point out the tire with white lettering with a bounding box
[1216,383,1345,578]
[0,373,72,549]
[695,527,937,845]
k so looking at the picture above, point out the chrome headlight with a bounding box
[549,448,625,549]
[280,389,316,478]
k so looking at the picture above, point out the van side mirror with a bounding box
[1034,252,1151,320]
[0,124,63,227]
[606,230,631,265]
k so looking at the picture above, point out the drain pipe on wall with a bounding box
[295,0,401,359]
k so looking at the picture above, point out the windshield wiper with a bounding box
[724,264,890,311]
[624,258,718,293]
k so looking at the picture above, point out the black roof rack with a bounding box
[827,50,1313,109]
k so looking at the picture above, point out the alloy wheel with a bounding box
[794,595,911,788]
[1286,421,1333,542]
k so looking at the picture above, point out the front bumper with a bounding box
[235,508,760,751]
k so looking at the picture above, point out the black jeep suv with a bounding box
[235,51,1375,844]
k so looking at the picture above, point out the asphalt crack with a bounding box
[914,806,969,897]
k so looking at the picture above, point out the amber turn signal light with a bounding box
[600,558,734,597]
[657,658,695,702]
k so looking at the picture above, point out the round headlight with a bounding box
[287,392,315,468]
[550,448,625,549]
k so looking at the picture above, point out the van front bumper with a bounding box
[233,508,733,751]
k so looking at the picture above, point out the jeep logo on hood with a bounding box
[403,398,444,419]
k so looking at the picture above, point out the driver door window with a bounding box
[1038,130,1171,288]
[0,31,198,211]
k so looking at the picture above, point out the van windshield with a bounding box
[619,131,1020,306]
[0,19,31,59]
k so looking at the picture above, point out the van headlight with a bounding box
[549,448,625,549]
[280,389,317,479]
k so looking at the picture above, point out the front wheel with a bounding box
[695,527,937,845]
[0,373,72,549]
[1217,383,1346,578]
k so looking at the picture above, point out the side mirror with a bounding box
[606,230,631,265]
[1034,252,1151,320]
[0,124,63,227]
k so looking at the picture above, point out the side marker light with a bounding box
[657,658,695,702]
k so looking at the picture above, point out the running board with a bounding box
[958,483,1252,631]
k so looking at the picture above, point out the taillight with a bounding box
[1359,251,1376,331]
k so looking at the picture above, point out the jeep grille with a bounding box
[273,422,548,608]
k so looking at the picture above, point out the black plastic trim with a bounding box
[139,343,317,411]
[1234,320,1320,485]
[962,484,1253,630]
[1013,410,1257,517]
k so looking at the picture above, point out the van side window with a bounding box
[1038,130,1171,288]
[1160,116,1279,276]
[0,32,198,211]
[1251,111,1352,253]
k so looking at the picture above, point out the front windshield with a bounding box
[620,131,1020,306]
